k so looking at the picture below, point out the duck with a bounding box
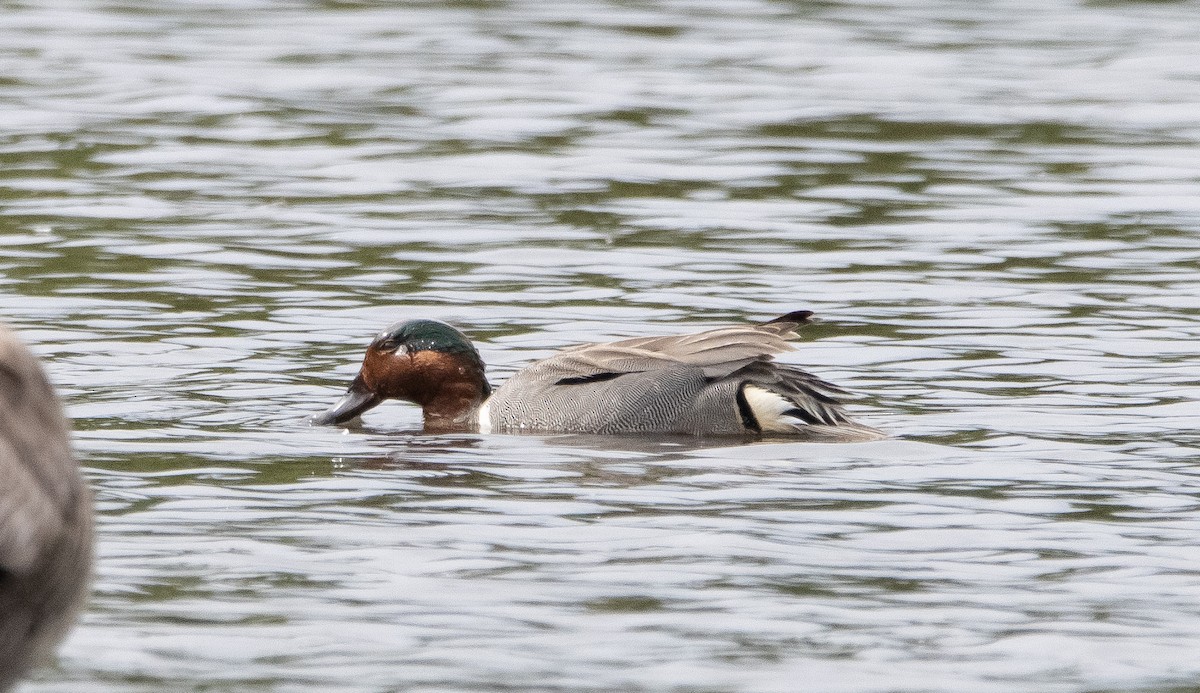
[313,310,883,441]
[0,325,93,691]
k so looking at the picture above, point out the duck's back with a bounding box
[0,326,93,690]
[481,317,883,439]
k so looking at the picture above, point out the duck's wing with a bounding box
[549,310,816,379]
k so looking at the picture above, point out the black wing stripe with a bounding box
[555,371,626,386]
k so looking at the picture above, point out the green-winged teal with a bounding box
[313,311,883,441]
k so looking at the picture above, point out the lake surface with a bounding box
[4,0,1200,691]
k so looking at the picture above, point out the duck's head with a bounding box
[311,319,491,430]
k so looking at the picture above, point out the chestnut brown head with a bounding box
[312,320,491,429]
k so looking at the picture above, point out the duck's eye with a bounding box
[377,338,403,353]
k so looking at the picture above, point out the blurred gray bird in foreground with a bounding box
[0,325,93,691]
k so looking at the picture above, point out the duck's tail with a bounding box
[760,310,816,336]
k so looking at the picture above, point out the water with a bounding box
[4,0,1200,690]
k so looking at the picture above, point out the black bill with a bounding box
[310,376,383,425]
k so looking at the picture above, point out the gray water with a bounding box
[4,0,1200,691]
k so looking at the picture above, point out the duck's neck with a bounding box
[407,350,491,432]
[421,379,490,432]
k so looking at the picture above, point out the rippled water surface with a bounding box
[5,0,1200,691]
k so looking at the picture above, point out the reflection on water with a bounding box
[5,0,1200,691]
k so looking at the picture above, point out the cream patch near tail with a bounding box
[742,385,801,433]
